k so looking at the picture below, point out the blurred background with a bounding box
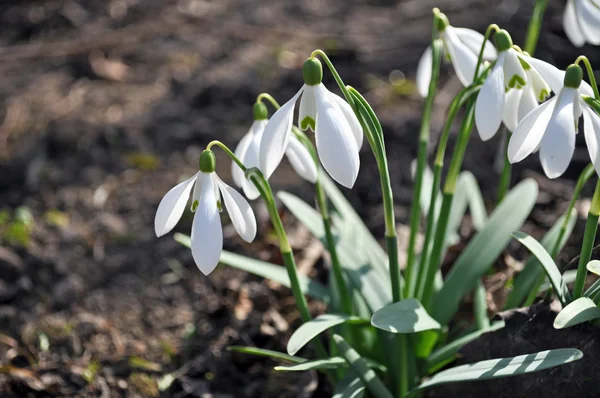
[0,0,598,396]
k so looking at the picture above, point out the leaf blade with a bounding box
[554,297,600,329]
[371,298,441,334]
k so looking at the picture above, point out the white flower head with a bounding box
[155,150,257,275]
[259,57,363,188]
[474,29,554,140]
[563,0,600,47]
[232,102,317,200]
[508,64,600,179]
[416,11,497,97]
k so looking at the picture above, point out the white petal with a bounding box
[216,177,257,243]
[231,130,253,188]
[154,172,198,237]
[503,89,522,132]
[191,171,206,210]
[285,135,318,183]
[453,27,497,60]
[259,90,302,178]
[314,85,360,188]
[328,90,363,149]
[525,67,551,102]
[540,89,577,179]
[299,84,317,131]
[191,174,223,275]
[564,0,587,47]
[416,46,433,98]
[583,105,600,175]
[503,50,527,89]
[576,0,600,45]
[508,98,556,163]
[522,56,565,95]
[518,86,539,122]
[240,120,266,200]
[475,56,505,141]
[444,27,480,85]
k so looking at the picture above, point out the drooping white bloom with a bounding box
[508,64,599,179]
[416,13,497,97]
[155,151,256,275]
[232,115,317,200]
[259,58,363,188]
[563,0,600,47]
[475,30,554,140]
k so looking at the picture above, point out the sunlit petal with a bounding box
[444,27,480,86]
[523,56,566,95]
[299,84,317,131]
[575,0,600,45]
[328,90,363,149]
[475,56,505,140]
[508,98,556,163]
[240,120,266,200]
[564,0,587,47]
[154,172,198,237]
[453,27,497,60]
[525,67,551,102]
[191,174,223,275]
[259,90,302,178]
[216,177,257,243]
[503,50,527,89]
[518,86,539,122]
[503,89,522,132]
[231,130,253,189]
[285,135,318,183]
[583,105,600,175]
[314,85,360,188]
[540,88,577,178]
[416,46,433,98]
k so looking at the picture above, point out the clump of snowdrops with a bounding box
[155,2,600,396]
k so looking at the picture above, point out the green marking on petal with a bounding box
[300,116,316,131]
[507,75,526,89]
[518,57,531,71]
[538,89,549,102]
[192,200,199,212]
[217,200,223,212]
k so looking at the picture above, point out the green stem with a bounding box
[496,130,512,204]
[422,101,476,308]
[474,24,500,79]
[573,179,600,299]
[256,92,281,109]
[575,56,600,99]
[406,33,444,298]
[523,0,548,55]
[523,163,595,307]
[206,140,246,171]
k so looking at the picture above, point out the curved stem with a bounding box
[524,0,548,55]
[474,24,500,79]
[206,140,246,171]
[257,93,281,110]
[575,56,600,99]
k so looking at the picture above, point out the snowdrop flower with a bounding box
[155,150,257,275]
[475,30,550,140]
[416,12,497,97]
[508,64,600,178]
[563,0,600,47]
[232,102,317,200]
[259,58,363,188]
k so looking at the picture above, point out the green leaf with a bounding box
[587,260,600,276]
[174,234,329,301]
[505,210,576,309]
[333,334,394,398]
[333,373,365,398]
[511,231,570,305]
[414,348,583,392]
[554,297,600,329]
[277,192,325,239]
[426,321,505,374]
[538,270,577,293]
[275,357,346,371]
[287,314,368,355]
[371,299,441,333]
[226,346,305,363]
[433,179,538,326]
[454,171,487,231]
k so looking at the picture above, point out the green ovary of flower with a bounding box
[199,149,216,173]
[495,29,513,52]
[564,64,583,89]
[302,58,323,86]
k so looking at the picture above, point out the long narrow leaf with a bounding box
[287,314,368,355]
[554,297,600,329]
[505,210,576,309]
[371,299,441,333]
[227,346,305,363]
[275,357,346,371]
[432,179,538,326]
[277,192,325,239]
[174,234,329,301]
[333,373,365,398]
[511,231,570,305]
[414,348,582,392]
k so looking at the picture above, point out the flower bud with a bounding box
[564,64,583,89]
[253,101,268,120]
[303,58,323,86]
[199,149,216,173]
[495,30,513,52]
